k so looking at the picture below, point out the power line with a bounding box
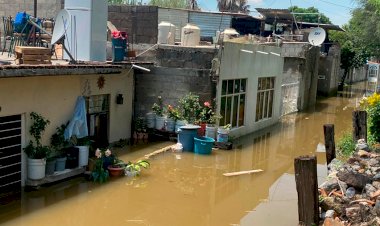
[318,0,354,10]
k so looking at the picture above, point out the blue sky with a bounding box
[196,0,356,26]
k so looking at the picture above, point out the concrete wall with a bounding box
[281,42,320,114]
[218,42,284,138]
[0,70,133,185]
[317,45,341,96]
[134,66,214,117]
[108,5,158,44]
[156,45,217,69]
[0,0,63,19]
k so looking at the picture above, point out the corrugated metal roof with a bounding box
[255,8,293,23]
[296,22,344,32]
[189,11,232,37]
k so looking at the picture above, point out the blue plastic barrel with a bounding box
[178,125,200,152]
[194,137,215,155]
[112,38,127,62]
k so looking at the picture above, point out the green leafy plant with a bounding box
[167,104,182,121]
[152,96,165,117]
[134,117,147,132]
[178,93,201,124]
[336,131,355,159]
[24,112,51,159]
[199,101,222,125]
[50,124,69,157]
[125,159,150,176]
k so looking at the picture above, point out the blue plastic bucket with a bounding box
[194,137,215,155]
[178,125,200,152]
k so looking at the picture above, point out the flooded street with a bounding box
[0,83,366,226]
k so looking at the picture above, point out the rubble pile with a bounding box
[319,139,380,225]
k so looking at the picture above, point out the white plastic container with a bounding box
[77,145,89,167]
[205,125,217,140]
[27,158,46,180]
[181,23,200,47]
[158,21,176,45]
[146,112,156,128]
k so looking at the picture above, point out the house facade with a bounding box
[0,65,133,191]
[217,42,284,138]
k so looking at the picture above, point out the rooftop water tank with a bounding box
[158,21,176,45]
[181,23,200,47]
[223,28,239,40]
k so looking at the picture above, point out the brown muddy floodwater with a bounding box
[0,83,367,226]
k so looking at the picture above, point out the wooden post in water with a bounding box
[352,110,367,143]
[294,155,319,225]
[323,124,336,166]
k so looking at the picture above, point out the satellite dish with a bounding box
[51,9,71,45]
[308,27,326,46]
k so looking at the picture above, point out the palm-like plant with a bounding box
[217,0,250,14]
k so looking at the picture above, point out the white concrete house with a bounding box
[217,42,284,138]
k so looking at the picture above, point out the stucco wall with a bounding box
[134,66,214,117]
[218,42,284,138]
[0,70,133,185]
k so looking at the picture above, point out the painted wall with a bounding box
[218,42,284,138]
[0,70,133,185]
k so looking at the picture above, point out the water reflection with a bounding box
[0,82,367,226]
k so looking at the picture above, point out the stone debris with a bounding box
[319,140,380,225]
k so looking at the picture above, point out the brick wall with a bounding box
[108,5,158,44]
[134,67,214,117]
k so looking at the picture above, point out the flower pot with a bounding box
[125,170,140,177]
[76,145,89,167]
[27,158,46,180]
[205,125,217,140]
[45,158,56,175]
[198,122,207,136]
[155,116,166,130]
[146,112,156,128]
[55,156,67,171]
[107,165,124,177]
[165,118,175,132]
[217,128,230,143]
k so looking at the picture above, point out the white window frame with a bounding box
[256,77,275,122]
[220,78,247,128]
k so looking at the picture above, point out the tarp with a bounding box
[64,96,88,140]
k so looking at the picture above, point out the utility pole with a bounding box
[34,0,37,18]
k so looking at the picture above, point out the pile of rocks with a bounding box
[319,139,380,225]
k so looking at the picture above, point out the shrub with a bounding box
[336,131,355,159]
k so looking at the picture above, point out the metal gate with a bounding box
[0,115,22,195]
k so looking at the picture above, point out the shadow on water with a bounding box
[0,82,368,226]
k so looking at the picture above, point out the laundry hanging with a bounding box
[64,96,88,140]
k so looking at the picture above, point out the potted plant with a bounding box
[50,124,68,171]
[125,159,150,177]
[166,104,181,132]
[178,92,201,125]
[200,101,222,139]
[134,117,147,143]
[24,112,51,180]
[91,148,109,183]
[152,96,166,130]
[105,150,126,177]
[217,124,231,143]
[70,135,91,167]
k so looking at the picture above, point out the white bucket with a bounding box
[146,112,156,128]
[76,146,89,167]
[217,128,229,143]
[205,125,217,140]
[155,116,166,130]
[27,158,46,180]
[175,120,187,133]
[165,118,176,132]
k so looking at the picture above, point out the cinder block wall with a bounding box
[0,0,63,19]
[134,67,214,118]
[108,5,158,44]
